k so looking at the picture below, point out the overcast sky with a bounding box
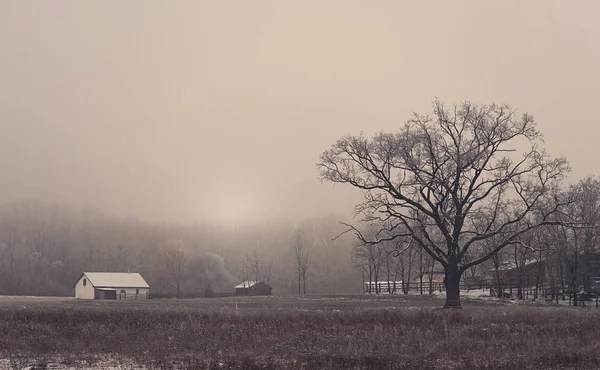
[1,1,599,224]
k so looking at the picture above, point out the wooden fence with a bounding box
[362,280,600,307]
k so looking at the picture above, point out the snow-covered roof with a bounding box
[79,272,149,288]
[235,281,259,289]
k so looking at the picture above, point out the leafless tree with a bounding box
[571,177,600,292]
[300,252,310,295]
[530,232,550,300]
[0,206,21,294]
[291,231,303,295]
[551,177,600,305]
[352,242,377,293]
[352,224,389,293]
[417,245,437,294]
[487,241,507,298]
[395,239,416,294]
[291,229,311,295]
[318,100,570,307]
[241,247,273,287]
[382,240,401,294]
[512,238,533,299]
[157,238,188,298]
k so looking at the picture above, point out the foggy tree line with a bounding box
[4,100,599,306]
[484,176,600,305]
[349,176,600,305]
[352,227,439,295]
[319,100,596,307]
[0,199,359,296]
[352,173,600,303]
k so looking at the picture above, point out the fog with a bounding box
[1,1,599,224]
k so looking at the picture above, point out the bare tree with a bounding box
[487,241,507,298]
[530,234,549,301]
[242,247,273,287]
[300,252,311,295]
[398,241,416,295]
[511,243,529,299]
[351,242,372,293]
[417,246,435,294]
[318,100,569,307]
[157,238,188,298]
[382,239,401,294]
[551,177,600,305]
[291,231,303,295]
[0,206,21,294]
[351,224,388,293]
[571,177,600,293]
[291,229,311,295]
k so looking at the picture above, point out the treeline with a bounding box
[0,200,359,296]
[352,176,600,305]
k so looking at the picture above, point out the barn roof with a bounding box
[235,281,260,289]
[77,272,149,288]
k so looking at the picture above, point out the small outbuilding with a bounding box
[234,281,272,296]
[74,272,150,300]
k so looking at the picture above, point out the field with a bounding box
[1,294,599,370]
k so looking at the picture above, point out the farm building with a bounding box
[74,272,150,300]
[497,259,544,289]
[234,281,272,296]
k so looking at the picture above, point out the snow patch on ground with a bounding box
[0,295,73,301]
[0,356,145,370]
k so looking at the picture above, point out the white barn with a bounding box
[74,272,150,300]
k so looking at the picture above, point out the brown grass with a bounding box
[0,296,599,369]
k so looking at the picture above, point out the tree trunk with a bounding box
[392,255,401,294]
[427,260,435,295]
[419,250,424,295]
[303,275,306,295]
[386,256,391,294]
[406,257,413,295]
[298,271,301,295]
[443,262,462,308]
[572,276,578,307]
[534,259,542,300]
[361,270,365,293]
[560,263,565,300]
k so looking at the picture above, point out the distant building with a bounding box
[234,281,272,296]
[496,259,544,289]
[73,272,150,300]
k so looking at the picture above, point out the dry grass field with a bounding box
[0,294,599,369]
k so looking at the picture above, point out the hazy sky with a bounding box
[1,1,599,224]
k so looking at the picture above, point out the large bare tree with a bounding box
[318,100,569,307]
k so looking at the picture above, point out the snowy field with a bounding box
[0,293,598,369]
